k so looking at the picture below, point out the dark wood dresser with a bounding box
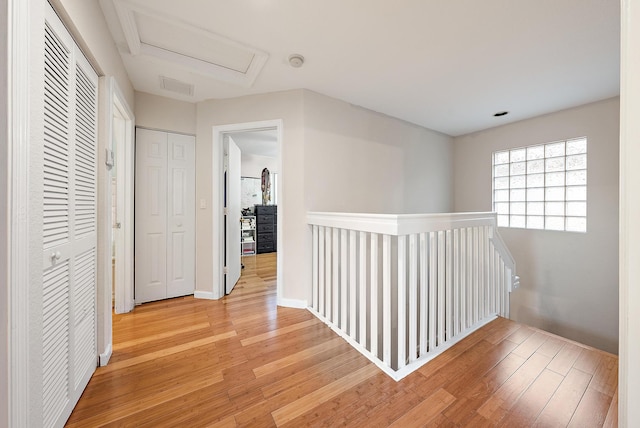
[255,205,277,254]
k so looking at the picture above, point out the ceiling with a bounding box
[230,130,278,158]
[99,0,620,137]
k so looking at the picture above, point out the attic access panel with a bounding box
[113,0,269,87]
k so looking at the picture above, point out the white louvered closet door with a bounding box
[41,2,98,427]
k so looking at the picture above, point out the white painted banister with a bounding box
[307,211,517,381]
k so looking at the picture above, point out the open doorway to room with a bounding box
[212,120,283,301]
[108,80,135,316]
[231,130,279,292]
[98,77,135,367]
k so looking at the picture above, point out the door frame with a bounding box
[208,120,283,300]
[97,76,134,367]
[5,0,32,424]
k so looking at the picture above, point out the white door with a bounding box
[40,3,98,426]
[225,136,241,294]
[167,133,196,298]
[135,129,195,303]
[135,129,168,303]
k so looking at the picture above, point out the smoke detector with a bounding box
[288,54,305,68]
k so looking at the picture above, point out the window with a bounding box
[492,137,587,232]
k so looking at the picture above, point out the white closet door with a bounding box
[41,3,98,427]
[135,129,195,303]
[135,129,168,303]
[166,133,195,298]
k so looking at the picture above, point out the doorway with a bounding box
[211,120,283,300]
[107,78,135,316]
[98,77,135,367]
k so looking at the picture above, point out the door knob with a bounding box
[114,222,122,229]
[50,251,61,262]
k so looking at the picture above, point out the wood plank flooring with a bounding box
[66,253,618,427]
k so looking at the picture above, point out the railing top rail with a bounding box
[307,211,498,235]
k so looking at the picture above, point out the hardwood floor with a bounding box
[66,253,618,427]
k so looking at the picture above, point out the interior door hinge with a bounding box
[224,207,228,215]
[224,266,229,274]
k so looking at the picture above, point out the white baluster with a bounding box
[445,229,453,341]
[312,225,319,311]
[340,228,348,331]
[359,231,367,347]
[437,230,445,346]
[318,226,325,317]
[419,232,428,355]
[333,227,340,325]
[467,227,473,327]
[409,233,418,362]
[349,230,357,337]
[460,227,467,330]
[398,235,407,369]
[370,233,379,358]
[453,228,460,336]
[429,232,437,351]
[478,226,485,320]
[383,234,391,366]
[325,227,332,321]
[472,226,479,324]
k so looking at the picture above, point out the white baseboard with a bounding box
[194,290,218,300]
[99,343,112,367]
[277,297,308,309]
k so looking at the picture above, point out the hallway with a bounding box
[66,253,618,427]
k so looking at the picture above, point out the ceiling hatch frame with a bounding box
[112,0,269,88]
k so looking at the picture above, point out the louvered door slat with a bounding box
[39,4,99,427]
[73,249,95,388]
[42,262,70,428]
[74,65,96,239]
[43,23,70,251]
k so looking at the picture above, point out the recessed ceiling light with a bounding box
[494,111,509,117]
[288,54,304,68]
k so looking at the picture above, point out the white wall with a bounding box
[620,0,640,423]
[303,90,453,214]
[0,0,8,423]
[135,91,197,135]
[241,153,278,178]
[453,98,619,353]
[50,0,134,109]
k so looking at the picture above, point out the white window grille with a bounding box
[492,137,587,232]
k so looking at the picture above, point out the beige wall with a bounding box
[51,0,134,108]
[135,91,197,135]
[196,90,306,301]
[453,97,619,353]
[241,153,278,178]
[303,90,452,214]
[195,89,454,304]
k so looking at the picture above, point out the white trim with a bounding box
[111,77,135,315]
[277,298,307,309]
[194,290,217,300]
[97,76,135,370]
[7,0,31,424]
[306,211,497,235]
[209,120,283,301]
[99,343,112,367]
[620,1,640,425]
